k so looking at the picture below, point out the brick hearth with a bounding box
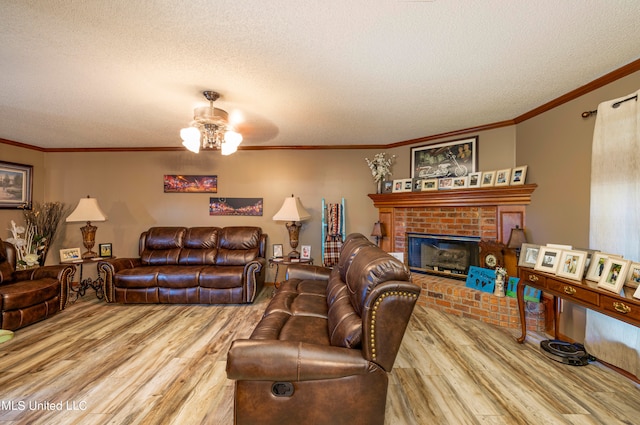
[413,273,545,331]
[369,186,542,331]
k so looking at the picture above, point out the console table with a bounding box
[517,267,640,343]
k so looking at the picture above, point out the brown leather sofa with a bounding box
[226,233,421,425]
[0,238,74,330]
[98,226,267,304]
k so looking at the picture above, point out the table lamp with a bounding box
[66,196,107,259]
[272,195,311,258]
[507,225,527,259]
[371,221,385,246]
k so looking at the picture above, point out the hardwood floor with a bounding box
[1,288,638,425]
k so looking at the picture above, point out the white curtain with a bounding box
[586,89,640,377]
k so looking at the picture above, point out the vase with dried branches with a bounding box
[7,202,69,268]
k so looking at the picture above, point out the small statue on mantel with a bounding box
[494,266,507,297]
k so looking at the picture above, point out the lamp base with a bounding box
[285,221,302,259]
[80,221,98,259]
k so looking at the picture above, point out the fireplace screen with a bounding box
[407,233,480,279]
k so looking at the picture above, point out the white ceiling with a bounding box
[1,1,639,150]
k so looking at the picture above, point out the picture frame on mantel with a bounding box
[410,136,478,180]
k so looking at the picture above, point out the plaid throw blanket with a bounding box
[323,203,343,267]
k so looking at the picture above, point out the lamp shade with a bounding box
[371,221,384,238]
[66,197,107,223]
[272,195,311,222]
[507,225,527,249]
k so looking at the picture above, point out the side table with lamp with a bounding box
[65,196,109,302]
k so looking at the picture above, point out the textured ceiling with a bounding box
[1,1,639,150]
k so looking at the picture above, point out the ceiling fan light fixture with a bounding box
[180,90,242,155]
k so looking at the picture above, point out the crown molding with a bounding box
[3,58,640,153]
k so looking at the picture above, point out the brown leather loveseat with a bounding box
[226,233,421,425]
[99,226,267,304]
[0,238,75,330]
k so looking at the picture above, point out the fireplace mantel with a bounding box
[368,184,537,208]
[368,184,537,253]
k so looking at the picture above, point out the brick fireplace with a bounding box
[369,185,545,331]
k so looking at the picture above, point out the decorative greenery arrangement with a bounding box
[365,153,396,192]
[6,201,68,268]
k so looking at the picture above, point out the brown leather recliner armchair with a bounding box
[226,233,421,425]
[0,238,74,330]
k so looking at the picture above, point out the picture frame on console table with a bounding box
[626,262,640,289]
[60,247,82,263]
[99,243,112,258]
[597,258,630,294]
[556,250,587,281]
[273,244,283,258]
[533,247,562,274]
[410,136,477,179]
[585,252,620,282]
[518,243,541,268]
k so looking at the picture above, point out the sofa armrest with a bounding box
[285,264,331,281]
[97,258,142,302]
[243,258,266,302]
[226,339,372,382]
[13,264,75,283]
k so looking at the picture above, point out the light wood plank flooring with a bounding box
[0,289,638,425]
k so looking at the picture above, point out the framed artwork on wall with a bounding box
[0,161,33,209]
[410,136,478,179]
[209,198,263,216]
[164,175,217,193]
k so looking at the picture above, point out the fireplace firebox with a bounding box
[407,232,480,279]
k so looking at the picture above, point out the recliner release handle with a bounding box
[271,382,294,397]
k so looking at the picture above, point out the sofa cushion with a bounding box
[215,227,262,266]
[114,265,201,288]
[0,278,60,310]
[140,227,186,265]
[198,266,244,289]
[177,227,219,265]
[345,245,411,316]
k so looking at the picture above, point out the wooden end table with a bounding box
[269,256,314,289]
[62,257,113,303]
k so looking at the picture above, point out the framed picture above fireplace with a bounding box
[411,136,478,179]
